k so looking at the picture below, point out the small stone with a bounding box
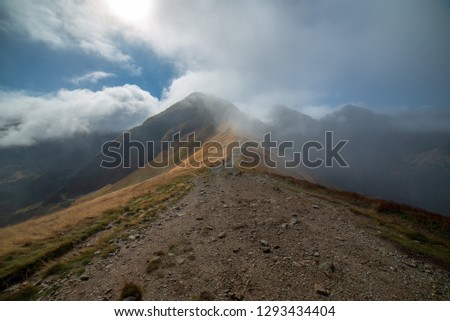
[320,262,336,277]
[80,275,89,281]
[233,248,240,253]
[262,246,271,254]
[314,252,320,257]
[314,283,330,296]
[289,218,299,226]
[176,258,186,265]
[218,232,226,239]
[406,260,418,268]
[260,240,269,246]
[312,205,320,209]
[196,216,204,221]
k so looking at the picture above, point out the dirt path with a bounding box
[36,167,450,300]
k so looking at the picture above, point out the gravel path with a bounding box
[38,167,450,300]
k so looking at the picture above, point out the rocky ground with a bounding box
[30,167,450,300]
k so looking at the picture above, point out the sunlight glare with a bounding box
[105,0,152,25]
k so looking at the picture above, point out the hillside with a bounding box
[0,132,119,226]
[1,165,450,300]
[0,93,449,301]
[1,159,450,300]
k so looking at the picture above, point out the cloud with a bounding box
[0,85,158,147]
[0,0,136,69]
[70,71,115,85]
[1,0,449,115]
[142,0,450,111]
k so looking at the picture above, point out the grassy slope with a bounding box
[1,129,449,296]
[0,170,198,292]
[243,166,450,267]
[0,128,238,294]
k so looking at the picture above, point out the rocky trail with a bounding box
[28,167,450,300]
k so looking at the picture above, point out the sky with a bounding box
[0,0,449,146]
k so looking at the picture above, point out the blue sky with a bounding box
[0,0,449,146]
[0,27,176,97]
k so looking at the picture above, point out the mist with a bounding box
[267,105,450,216]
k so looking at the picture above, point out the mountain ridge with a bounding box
[1,91,449,299]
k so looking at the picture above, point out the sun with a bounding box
[105,0,152,25]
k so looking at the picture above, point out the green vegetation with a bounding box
[0,175,194,293]
[0,217,111,290]
[0,285,38,301]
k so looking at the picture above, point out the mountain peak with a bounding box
[174,92,239,114]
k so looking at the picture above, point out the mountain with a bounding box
[54,92,264,201]
[2,95,449,227]
[269,105,450,216]
[0,93,265,227]
[0,132,119,226]
[1,93,449,300]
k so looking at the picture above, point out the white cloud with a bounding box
[0,85,158,147]
[0,0,134,67]
[1,0,449,123]
[141,0,450,111]
[70,71,115,85]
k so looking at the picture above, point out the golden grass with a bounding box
[0,127,248,293]
[0,127,245,291]
[0,169,197,259]
[0,171,196,290]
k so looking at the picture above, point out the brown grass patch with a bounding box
[0,171,195,290]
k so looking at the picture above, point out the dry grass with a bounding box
[0,284,38,301]
[120,282,142,301]
[0,128,243,291]
[0,169,197,258]
[0,170,196,290]
[169,128,243,173]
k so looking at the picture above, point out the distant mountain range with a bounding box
[269,103,450,215]
[0,92,449,227]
